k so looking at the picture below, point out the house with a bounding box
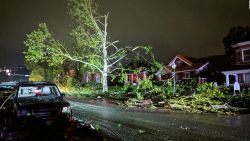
[124,61,150,84]
[82,72,101,83]
[126,71,147,84]
[67,68,101,84]
[156,55,210,83]
[221,41,250,87]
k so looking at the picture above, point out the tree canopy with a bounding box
[24,23,65,81]
[23,0,160,92]
[223,26,250,57]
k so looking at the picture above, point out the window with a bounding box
[176,60,182,66]
[236,50,241,63]
[243,49,250,62]
[245,73,250,83]
[127,74,132,82]
[184,72,190,79]
[18,86,60,98]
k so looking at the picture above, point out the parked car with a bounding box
[4,82,72,127]
[0,82,18,104]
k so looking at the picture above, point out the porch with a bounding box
[222,69,250,87]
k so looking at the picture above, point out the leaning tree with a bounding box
[51,0,153,92]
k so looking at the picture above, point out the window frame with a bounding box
[236,50,242,63]
[184,72,190,79]
[242,48,250,62]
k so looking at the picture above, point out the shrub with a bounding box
[195,82,224,99]
[136,79,174,102]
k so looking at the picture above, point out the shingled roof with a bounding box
[164,54,209,73]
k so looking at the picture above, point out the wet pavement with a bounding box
[69,100,250,141]
[1,99,250,141]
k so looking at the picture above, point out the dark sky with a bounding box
[1,0,250,66]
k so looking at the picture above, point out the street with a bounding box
[69,100,250,141]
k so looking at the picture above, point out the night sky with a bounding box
[0,0,250,67]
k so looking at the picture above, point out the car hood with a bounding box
[16,97,69,110]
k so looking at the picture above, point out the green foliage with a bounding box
[136,78,153,92]
[59,85,96,97]
[170,94,224,113]
[133,79,174,102]
[28,67,45,82]
[24,23,52,64]
[67,0,103,72]
[66,77,74,88]
[229,88,250,109]
[24,23,65,82]
[195,82,224,99]
[219,85,231,95]
[125,98,142,107]
[176,80,197,96]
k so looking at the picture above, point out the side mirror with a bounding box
[61,93,66,97]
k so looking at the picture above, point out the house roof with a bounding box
[231,41,250,48]
[196,55,231,71]
[168,54,194,66]
[164,62,209,73]
[163,54,209,73]
[222,64,250,71]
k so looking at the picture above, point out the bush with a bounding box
[135,79,174,102]
[229,89,250,109]
[176,80,197,96]
[195,82,224,99]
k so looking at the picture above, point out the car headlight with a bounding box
[17,110,32,117]
[62,106,71,114]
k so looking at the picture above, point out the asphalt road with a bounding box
[69,100,250,141]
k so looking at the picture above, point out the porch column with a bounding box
[234,74,239,82]
[225,74,230,86]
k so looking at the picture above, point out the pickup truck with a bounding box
[4,82,72,127]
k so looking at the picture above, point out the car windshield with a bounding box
[0,85,16,91]
[17,85,60,98]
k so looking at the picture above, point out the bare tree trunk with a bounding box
[102,71,108,92]
[102,15,108,93]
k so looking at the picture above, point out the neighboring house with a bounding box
[156,55,210,83]
[67,68,101,83]
[221,41,250,87]
[83,72,101,83]
[126,71,147,84]
[124,61,150,85]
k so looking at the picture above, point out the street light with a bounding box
[6,69,10,74]
[171,63,177,96]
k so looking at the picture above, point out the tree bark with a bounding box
[102,15,108,93]
[102,71,108,92]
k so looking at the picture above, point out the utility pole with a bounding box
[171,63,177,96]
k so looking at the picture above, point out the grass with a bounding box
[59,86,98,97]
